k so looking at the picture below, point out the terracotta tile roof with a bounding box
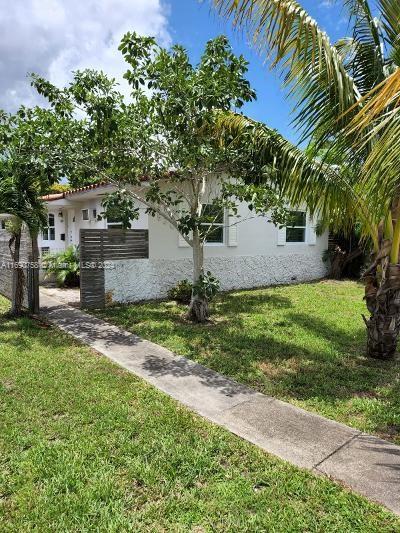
[41,181,110,202]
[65,181,111,196]
[41,176,150,202]
[41,192,65,201]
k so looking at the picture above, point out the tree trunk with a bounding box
[30,232,40,314]
[187,229,209,323]
[9,230,24,317]
[364,263,400,359]
[330,246,363,280]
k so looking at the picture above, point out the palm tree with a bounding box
[214,0,400,359]
[0,108,57,316]
[0,173,46,316]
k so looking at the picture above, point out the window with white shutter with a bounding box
[228,210,238,247]
[307,215,317,245]
[277,225,286,246]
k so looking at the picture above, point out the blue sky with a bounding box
[168,0,348,144]
[1,0,347,145]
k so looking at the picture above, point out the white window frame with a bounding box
[201,204,225,246]
[42,213,56,241]
[82,209,89,221]
[285,211,307,244]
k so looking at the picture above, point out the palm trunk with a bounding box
[188,229,209,323]
[363,208,400,359]
[364,265,400,359]
[9,230,24,317]
[30,232,40,314]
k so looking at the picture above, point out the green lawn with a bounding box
[96,280,400,444]
[1,296,399,530]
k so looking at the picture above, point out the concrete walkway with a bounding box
[40,291,400,516]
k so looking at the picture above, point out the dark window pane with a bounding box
[205,226,223,243]
[42,229,48,240]
[107,210,122,224]
[286,227,305,243]
[202,204,224,224]
[49,228,56,241]
[108,223,124,229]
[288,211,306,227]
[48,213,55,226]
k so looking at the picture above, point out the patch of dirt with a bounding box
[1,379,15,392]
[352,390,380,399]
[383,424,400,437]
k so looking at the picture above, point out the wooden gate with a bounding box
[80,229,149,309]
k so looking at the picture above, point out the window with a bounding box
[41,247,50,256]
[92,209,97,220]
[42,213,55,241]
[107,215,124,229]
[201,204,224,244]
[82,209,89,221]
[286,211,306,243]
[1,220,6,230]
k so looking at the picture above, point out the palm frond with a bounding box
[379,0,400,64]
[343,0,383,53]
[0,173,47,232]
[343,0,386,91]
[334,65,400,225]
[335,34,385,96]
[357,116,400,206]
[214,0,361,144]
[348,68,400,134]
[217,111,378,243]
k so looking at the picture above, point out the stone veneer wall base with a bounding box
[105,255,328,304]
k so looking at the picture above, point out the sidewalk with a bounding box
[40,291,400,516]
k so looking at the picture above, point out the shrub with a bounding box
[193,271,220,301]
[43,245,80,288]
[168,279,193,304]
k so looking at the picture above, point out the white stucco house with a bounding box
[30,181,329,303]
[38,182,148,255]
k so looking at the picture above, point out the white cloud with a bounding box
[319,0,334,8]
[0,0,171,111]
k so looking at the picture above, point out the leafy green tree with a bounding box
[0,107,74,315]
[33,35,288,322]
[214,0,400,358]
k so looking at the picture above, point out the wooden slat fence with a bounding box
[80,229,149,309]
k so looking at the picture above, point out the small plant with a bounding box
[193,271,220,301]
[168,279,193,304]
[43,245,80,288]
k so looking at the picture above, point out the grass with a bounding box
[95,280,400,444]
[1,296,400,530]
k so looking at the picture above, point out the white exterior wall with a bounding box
[40,207,68,254]
[39,197,148,255]
[38,183,328,300]
[105,204,329,303]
